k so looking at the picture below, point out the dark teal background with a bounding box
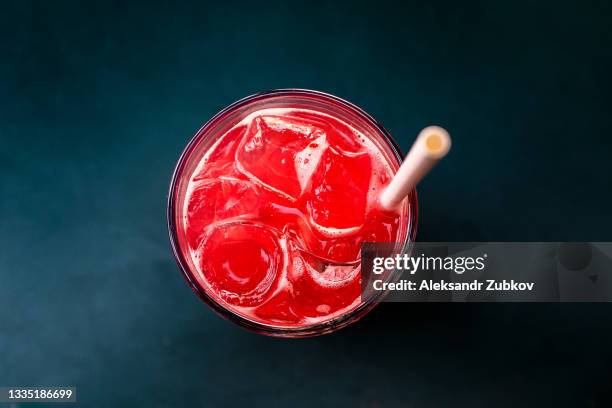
[1,0,612,406]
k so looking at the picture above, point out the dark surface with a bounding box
[1,0,612,406]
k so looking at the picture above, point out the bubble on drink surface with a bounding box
[235,115,328,202]
[197,222,282,307]
[316,304,331,314]
[290,259,361,319]
[305,146,372,236]
[184,178,264,250]
[288,243,306,281]
[311,264,361,288]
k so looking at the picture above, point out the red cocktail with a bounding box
[168,90,417,337]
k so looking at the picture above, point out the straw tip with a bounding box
[419,125,451,158]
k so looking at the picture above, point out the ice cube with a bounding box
[192,124,246,181]
[197,222,281,307]
[185,178,263,249]
[305,147,372,237]
[288,110,368,154]
[236,115,328,201]
[295,130,327,193]
[253,289,301,324]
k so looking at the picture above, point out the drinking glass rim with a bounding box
[167,88,418,337]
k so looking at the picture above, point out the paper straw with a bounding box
[380,126,451,211]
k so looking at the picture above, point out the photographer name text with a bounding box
[369,253,535,293]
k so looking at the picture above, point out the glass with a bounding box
[168,89,418,337]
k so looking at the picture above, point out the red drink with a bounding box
[169,90,417,336]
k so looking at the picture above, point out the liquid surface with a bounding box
[182,108,403,327]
